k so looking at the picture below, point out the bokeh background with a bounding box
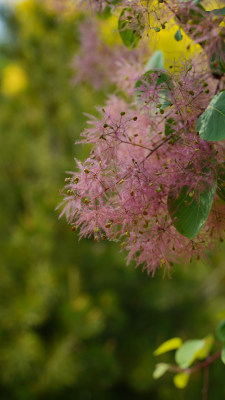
[0,1,225,399]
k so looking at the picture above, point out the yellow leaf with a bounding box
[154,337,182,356]
[195,335,214,360]
[173,372,190,389]
[1,64,28,97]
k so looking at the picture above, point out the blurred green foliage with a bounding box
[0,2,225,399]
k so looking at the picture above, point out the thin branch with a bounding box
[202,366,209,400]
[168,349,221,374]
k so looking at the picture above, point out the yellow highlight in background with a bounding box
[98,14,121,46]
[98,13,201,67]
[148,22,201,68]
[1,64,28,96]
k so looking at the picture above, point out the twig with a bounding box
[168,349,221,374]
[202,366,209,400]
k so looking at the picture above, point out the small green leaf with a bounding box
[134,70,173,108]
[196,91,225,141]
[210,50,225,78]
[174,29,183,41]
[216,319,225,342]
[154,337,182,356]
[216,163,225,201]
[135,71,172,91]
[165,118,175,136]
[175,339,206,368]
[221,344,225,364]
[168,181,216,239]
[195,335,214,359]
[153,363,170,379]
[173,372,190,389]
[118,8,144,49]
[144,50,164,71]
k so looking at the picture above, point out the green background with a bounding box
[0,2,225,399]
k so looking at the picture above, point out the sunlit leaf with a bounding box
[173,372,190,389]
[144,50,164,71]
[175,339,206,368]
[152,363,170,379]
[154,337,182,356]
[196,92,225,141]
[195,335,214,359]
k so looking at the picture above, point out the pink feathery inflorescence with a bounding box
[56,0,225,274]
[59,54,225,273]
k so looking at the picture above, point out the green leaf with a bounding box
[195,335,214,359]
[135,71,172,91]
[174,29,183,41]
[175,339,206,368]
[207,7,225,16]
[221,344,225,364]
[165,118,175,136]
[173,373,190,389]
[196,91,225,141]
[118,8,144,49]
[168,181,216,239]
[210,50,225,78]
[154,337,182,356]
[144,50,164,71]
[216,163,225,202]
[134,70,173,108]
[216,319,225,342]
[152,363,170,379]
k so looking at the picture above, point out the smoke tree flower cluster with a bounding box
[73,16,143,89]
[58,0,225,274]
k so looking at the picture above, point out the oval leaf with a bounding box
[168,182,216,239]
[196,91,225,141]
[175,339,205,368]
[216,319,225,342]
[165,118,176,136]
[195,334,214,360]
[118,8,144,49]
[153,363,170,379]
[154,337,182,356]
[174,29,183,41]
[144,50,164,71]
[173,372,190,389]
